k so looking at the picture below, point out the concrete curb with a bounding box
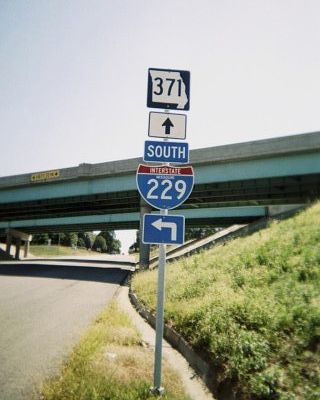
[129,288,235,400]
[22,257,135,267]
[116,284,215,400]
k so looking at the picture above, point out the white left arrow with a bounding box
[151,218,177,241]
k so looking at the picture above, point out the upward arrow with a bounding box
[162,117,174,135]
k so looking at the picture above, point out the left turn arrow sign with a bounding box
[143,214,185,245]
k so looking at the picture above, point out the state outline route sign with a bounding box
[144,140,189,164]
[143,214,185,245]
[136,164,194,210]
[147,68,190,110]
[148,111,187,140]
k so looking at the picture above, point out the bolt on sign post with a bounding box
[137,67,192,396]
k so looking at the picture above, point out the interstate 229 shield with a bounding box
[136,164,194,210]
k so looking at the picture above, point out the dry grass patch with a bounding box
[40,301,190,400]
[96,344,154,384]
[94,343,182,393]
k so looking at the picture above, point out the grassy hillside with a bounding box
[132,202,320,399]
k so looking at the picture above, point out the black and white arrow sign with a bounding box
[148,112,186,140]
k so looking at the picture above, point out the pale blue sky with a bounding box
[1,0,320,251]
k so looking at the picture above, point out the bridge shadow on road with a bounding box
[0,262,130,284]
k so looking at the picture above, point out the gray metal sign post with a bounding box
[138,67,191,396]
[152,208,168,395]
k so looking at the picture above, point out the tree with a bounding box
[111,238,121,254]
[57,233,67,246]
[78,232,95,250]
[71,233,78,248]
[93,235,107,252]
[31,233,49,245]
[84,232,95,250]
[97,231,121,254]
[77,237,86,248]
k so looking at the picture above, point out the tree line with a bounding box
[32,231,121,254]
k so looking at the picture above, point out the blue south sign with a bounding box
[144,140,189,164]
[136,164,194,210]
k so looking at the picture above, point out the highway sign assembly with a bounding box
[147,68,190,110]
[142,66,192,395]
[136,164,194,210]
[143,214,185,245]
[144,140,189,164]
[148,112,187,139]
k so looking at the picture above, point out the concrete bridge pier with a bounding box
[14,238,22,260]
[24,240,30,258]
[139,199,151,269]
[5,234,12,256]
[5,229,32,260]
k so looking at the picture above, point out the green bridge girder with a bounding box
[0,131,319,234]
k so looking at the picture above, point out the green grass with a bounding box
[40,301,190,400]
[132,202,320,399]
[30,245,97,258]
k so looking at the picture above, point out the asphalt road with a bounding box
[0,261,129,400]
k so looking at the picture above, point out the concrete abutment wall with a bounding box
[5,229,32,260]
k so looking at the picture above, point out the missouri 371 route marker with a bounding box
[147,67,190,110]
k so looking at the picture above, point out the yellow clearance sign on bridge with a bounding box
[30,170,60,182]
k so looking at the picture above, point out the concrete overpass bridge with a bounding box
[0,131,320,261]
